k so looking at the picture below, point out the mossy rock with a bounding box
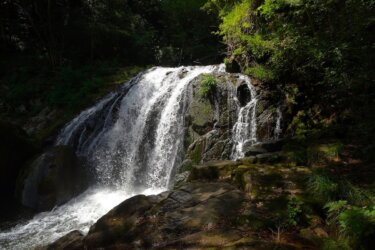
[178,159,194,173]
[189,160,241,181]
[188,83,215,135]
[189,161,311,216]
[188,140,204,164]
[44,230,84,250]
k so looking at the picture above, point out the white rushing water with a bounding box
[0,65,228,249]
[231,75,258,159]
[274,107,283,139]
[0,187,164,250]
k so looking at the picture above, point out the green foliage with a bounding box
[325,200,349,224]
[219,0,251,39]
[308,170,339,202]
[45,64,144,110]
[0,60,145,139]
[156,0,222,65]
[339,181,373,207]
[325,201,375,249]
[308,169,373,205]
[1,0,222,66]
[307,169,374,207]
[245,64,275,82]
[321,237,351,250]
[287,196,304,226]
[199,74,218,97]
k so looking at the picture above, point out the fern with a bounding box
[199,74,218,97]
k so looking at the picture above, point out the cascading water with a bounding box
[231,76,258,160]
[274,107,283,139]
[0,65,228,249]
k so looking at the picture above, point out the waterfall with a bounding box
[274,107,283,139]
[0,65,228,249]
[56,65,225,189]
[231,75,258,160]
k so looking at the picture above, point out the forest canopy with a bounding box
[0,0,222,66]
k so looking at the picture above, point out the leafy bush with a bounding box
[339,181,373,207]
[199,74,218,97]
[245,64,275,82]
[308,169,373,205]
[287,196,304,226]
[321,237,351,250]
[325,201,375,249]
[308,169,339,203]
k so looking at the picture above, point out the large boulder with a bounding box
[51,182,247,249]
[50,162,316,249]
[17,146,88,211]
[0,121,37,200]
[189,160,314,238]
[185,88,215,137]
[44,230,84,250]
[243,139,285,157]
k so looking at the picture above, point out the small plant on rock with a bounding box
[199,74,217,98]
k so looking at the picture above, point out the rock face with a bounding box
[44,230,84,250]
[0,121,37,200]
[183,74,239,166]
[177,73,285,177]
[18,146,88,211]
[189,160,310,204]
[254,86,285,142]
[50,161,316,250]
[188,161,316,249]
[49,182,249,249]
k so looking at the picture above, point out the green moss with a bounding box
[179,161,194,173]
[189,100,213,127]
[233,169,248,190]
[190,142,203,165]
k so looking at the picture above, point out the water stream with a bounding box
[0,64,268,249]
[231,75,258,159]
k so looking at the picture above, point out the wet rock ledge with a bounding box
[46,160,317,250]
